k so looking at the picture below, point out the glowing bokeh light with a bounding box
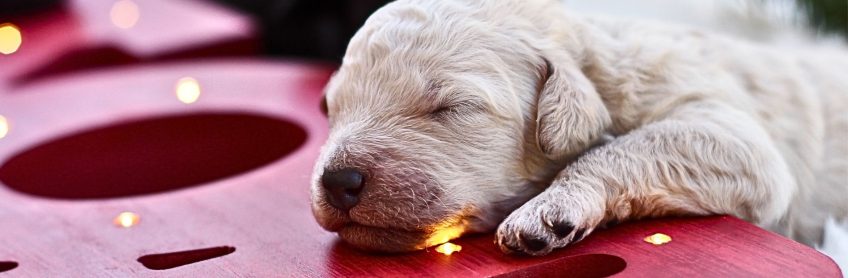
[114,212,140,228]
[175,77,201,104]
[423,224,466,248]
[0,23,22,55]
[110,0,140,29]
[0,115,8,139]
[644,233,672,245]
[435,242,462,255]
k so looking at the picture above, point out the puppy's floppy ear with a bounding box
[535,54,610,161]
[321,70,341,118]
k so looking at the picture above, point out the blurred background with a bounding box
[0,0,845,146]
[1,0,845,66]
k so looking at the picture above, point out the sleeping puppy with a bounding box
[310,0,848,255]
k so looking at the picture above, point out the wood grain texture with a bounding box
[0,61,840,277]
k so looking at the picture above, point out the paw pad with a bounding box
[521,234,548,251]
[550,221,575,238]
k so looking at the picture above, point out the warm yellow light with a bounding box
[0,115,9,139]
[114,212,140,228]
[435,242,462,255]
[110,0,140,29]
[423,224,466,248]
[644,233,672,245]
[175,77,201,104]
[0,23,22,55]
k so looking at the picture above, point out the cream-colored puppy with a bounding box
[310,0,848,255]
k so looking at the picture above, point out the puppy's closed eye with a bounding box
[430,100,486,122]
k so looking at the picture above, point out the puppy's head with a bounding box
[311,0,610,252]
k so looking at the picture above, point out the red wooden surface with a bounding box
[0,61,840,277]
[0,0,256,88]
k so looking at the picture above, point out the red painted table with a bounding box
[0,0,256,88]
[0,61,840,277]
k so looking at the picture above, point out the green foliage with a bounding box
[797,0,848,38]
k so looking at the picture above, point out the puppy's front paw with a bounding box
[495,185,605,256]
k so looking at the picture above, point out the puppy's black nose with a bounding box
[321,168,365,210]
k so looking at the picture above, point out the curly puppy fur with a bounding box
[310,0,848,255]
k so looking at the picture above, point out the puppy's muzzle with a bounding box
[321,168,365,210]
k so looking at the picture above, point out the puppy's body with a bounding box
[556,13,848,246]
[311,0,848,255]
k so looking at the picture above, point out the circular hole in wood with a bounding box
[138,246,236,270]
[0,112,306,199]
[494,253,626,278]
[0,261,18,273]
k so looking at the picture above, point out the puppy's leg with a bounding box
[497,101,795,255]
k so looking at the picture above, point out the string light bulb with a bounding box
[644,233,672,245]
[110,0,140,29]
[0,115,9,139]
[175,77,201,104]
[114,212,140,228]
[435,242,462,255]
[0,23,22,55]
